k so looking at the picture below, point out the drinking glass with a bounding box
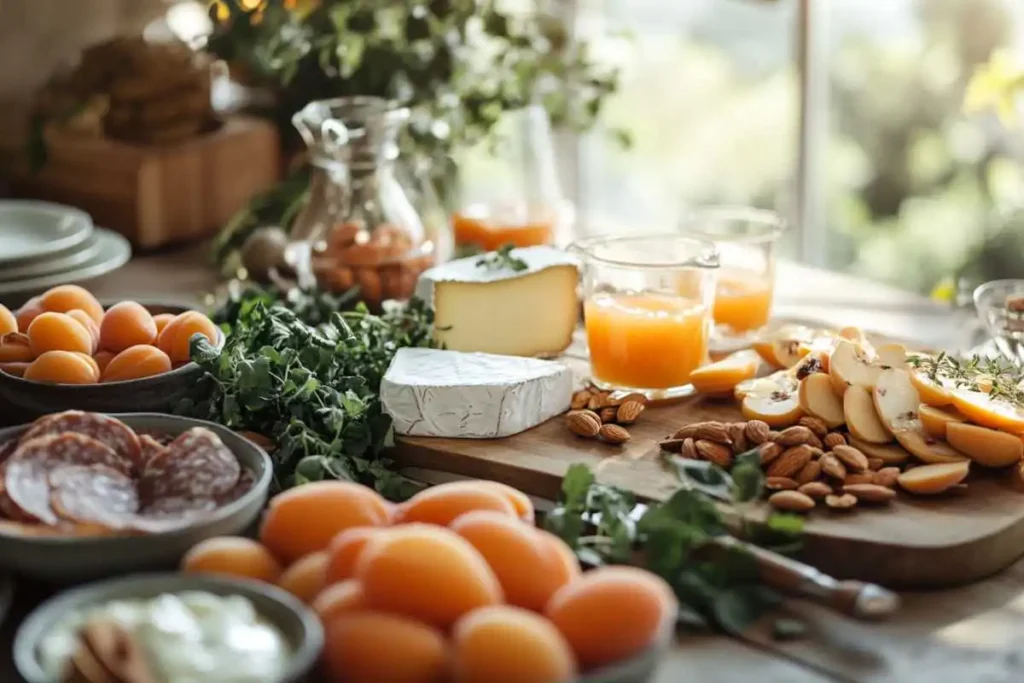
[573,235,719,399]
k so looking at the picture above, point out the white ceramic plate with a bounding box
[0,201,93,266]
[0,228,131,302]
[0,234,102,283]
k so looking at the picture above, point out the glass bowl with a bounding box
[973,279,1024,366]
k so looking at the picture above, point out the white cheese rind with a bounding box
[380,347,573,438]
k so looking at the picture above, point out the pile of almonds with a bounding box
[565,387,647,446]
[660,415,918,513]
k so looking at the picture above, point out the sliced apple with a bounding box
[949,389,1024,434]
[797,337,839,373]
[894,426,969,465]
[945,422,1024,468]
[838,325,868,345]
[798,372,844,428]
[740,371,803,428]
[829,340,882,396]
[897,461,970,495]
[848,436,910,465]
[752,324,818,369]
[844,385,892,443]
[875,343,908,371]
[690,350,762,395]
[917,404,965,439]
[872,368,922,433]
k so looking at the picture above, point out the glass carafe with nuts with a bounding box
[288,97,440,308]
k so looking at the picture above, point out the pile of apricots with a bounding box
[182,479,679,683]
[0,285,219,384]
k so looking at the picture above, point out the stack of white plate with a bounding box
[0,200,131,305]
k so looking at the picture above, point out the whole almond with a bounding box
[613,392,648,407]
[795,460,822,485]
[798,416,828,438]
[775,426,814,447]
[681,437,699,460]
[874,467,900,488]
[844,473,874,486]
[825,493,858,510]
[616,400,645,425]
[570,390,591,411]
[808,446,825,459]
[767,430,782,441]
[599,407,619,424]
[798,481,832,499]
[768,490,816,512]
[672,424,701,440]
[820,453,847,480]
[695,422,732,445]
[806,432,824,450]
[843,483,896,504]
[658,438,685,452]
[833,445,870,473]
[567,410,601,438]
[587,392,610,411]
[696,440,733,468]
[766,445,814,479]
[758,442,784,467]
[728,423,748,454]
[744,420,771,445]
[765,477,799,491]
[823,432,847,450]
[599,423,631,445]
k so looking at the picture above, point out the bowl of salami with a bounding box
[0,411,272,582]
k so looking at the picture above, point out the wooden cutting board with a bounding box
[391,330,1024,589]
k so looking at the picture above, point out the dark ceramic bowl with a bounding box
[0,414,271,582]
[14,574,323,683]
[0,301,221,418]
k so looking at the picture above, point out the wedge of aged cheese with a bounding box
[380,347,574,438]
[414,246,579,357]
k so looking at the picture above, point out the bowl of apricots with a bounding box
[182,480,678,683]
[0,284,223,417]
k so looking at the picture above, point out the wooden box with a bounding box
[9,116,280,249]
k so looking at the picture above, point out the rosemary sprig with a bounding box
[476,244,529,272]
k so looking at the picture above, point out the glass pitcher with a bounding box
[287,96,445,307]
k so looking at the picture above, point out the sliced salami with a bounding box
[4,434,127,525]
[133,496,218,533]
[135,429,175,447]
[49,464,139,530]
[140,427,240,503]
[217,468,256,505]
[19,411,141,473]
[138,435,169,470]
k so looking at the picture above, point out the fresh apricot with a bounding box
[325,526,385,584]
[72,353,101,382]
[0,305,15,336]
[545,566,678,670]
[39,284,104,324]
[23,351,98,384]
[0,333,34,363]
[312,580,367,624]
[93,350,115,374]
[357,524,503,629]
[152,312,175,335]
[156,311,219,363]
[475,480,535,523]
[65,309,100,352]
[453,605,577,683]
[99,301,158,353]
[27,312,93,356]
[394,481,518,527]
[15,297,44,333]
[277,551,329,604]
[451,511,575,612]
[180,536,283,583]
[536,530,582,584]
[100,345,172,383]
[260,482,391,564]
[322,611,449,683]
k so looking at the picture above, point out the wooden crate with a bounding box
[8,116,280,249]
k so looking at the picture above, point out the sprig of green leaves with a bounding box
[475,244,529,272]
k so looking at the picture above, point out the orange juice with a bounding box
[584,293,709,390]
[712,269,773,332]
[452,202,555,251]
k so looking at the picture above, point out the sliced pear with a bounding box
[848,436,911,465]
[789,350,829,381]
[771,338,808,369]
[838,326,868,344]
[690,350,762,395]
[798,373,844,428]
[949,389,1024,434]
[829,340,882,396]
[873,368,922,433]
[917,404,966,439]
[797,337,838,373]
[740,371,803,428]
[844,385,892,443]
[945,422,1024,468]
[752,324,818,369]
[897,461,970,495]
[875,343,908,371]
[894,426,969,465]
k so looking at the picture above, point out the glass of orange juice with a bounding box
[679,207,786,347]
[576,235,719,399]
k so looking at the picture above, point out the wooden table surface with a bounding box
[0,245,1010,683]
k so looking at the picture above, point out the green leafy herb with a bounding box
[476,244,529,272]
[210,280,362,332]
[545,461,803,635]
[178,296,437,499]
[908,352,1024,407]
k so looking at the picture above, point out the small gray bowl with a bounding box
[14,573,323,683]
[577,622,673,683]
[0,301,222,419]
[0,413,271,583]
